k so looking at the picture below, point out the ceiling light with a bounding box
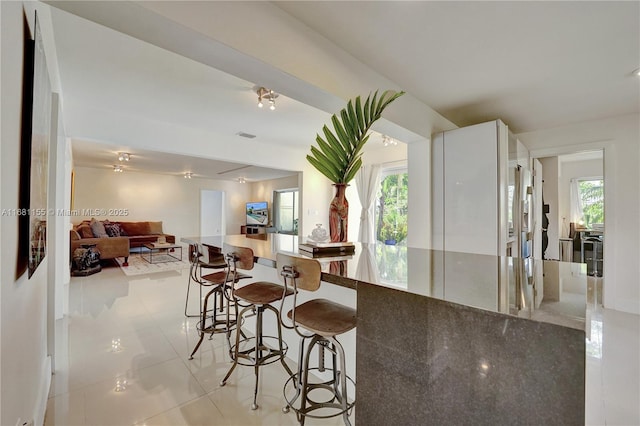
[256,87,278,110]
[635,67,640,77]
[113,165,123,172]
[238,177,246,184]
[111,338,122,352]
[184,172,193,179]
[115,378,127,392]
[382,135,398,147]
[118,152,130,162]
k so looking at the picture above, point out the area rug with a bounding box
[115,254,191,276]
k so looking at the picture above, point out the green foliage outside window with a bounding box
[579,179,604,228]
[376,172,408,244]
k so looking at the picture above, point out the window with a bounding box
[375,167,408,245]
[578,179,604,228]
[273,189,299,234]
[571,178,604,229]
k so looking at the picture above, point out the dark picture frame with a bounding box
[20,10,51,278]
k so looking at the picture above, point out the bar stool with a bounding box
[277,253,356,426]
[187,244,251,359]
[184,243,228,318]
[219,243,295,410]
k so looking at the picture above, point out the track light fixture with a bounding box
[256,87,278,110]
[184,172,193,179]
[238,177,246,184]
[118,152,130,162]
[382,135,398,147]
[113,165,123,173]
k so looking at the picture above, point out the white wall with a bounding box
[518,113,640,314]
[251,174,299,204]
[1,2,51,425]
[200,190,223,236]
[72,167,252,239]
[71,167,310,241]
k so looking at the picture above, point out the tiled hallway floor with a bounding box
[45,261,638,425]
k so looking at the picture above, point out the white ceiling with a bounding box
[71,139,298,181]
[275,1,639,132]
[47,1,639,180]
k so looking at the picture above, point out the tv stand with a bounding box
[241,225,266,235]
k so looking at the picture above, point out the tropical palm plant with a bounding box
[306,90,405,184]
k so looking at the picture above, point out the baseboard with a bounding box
[34,356,52,426]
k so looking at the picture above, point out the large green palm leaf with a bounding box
[307,90,404,184]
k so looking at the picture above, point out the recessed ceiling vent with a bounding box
[218,165,251,175]
[236,132,256,139]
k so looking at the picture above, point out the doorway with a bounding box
[200,190,225,236]
[537,149,605,305]
[536,150,604,261]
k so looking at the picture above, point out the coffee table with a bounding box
[141,243,183,264]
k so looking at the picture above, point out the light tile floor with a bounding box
[46,262,639,425]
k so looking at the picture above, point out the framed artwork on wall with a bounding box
[20,10,51,278]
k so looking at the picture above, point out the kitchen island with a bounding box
[182,234,586,425]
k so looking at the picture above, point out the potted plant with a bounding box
[306,90,404,242]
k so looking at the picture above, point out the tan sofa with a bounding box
[70,220,175,266]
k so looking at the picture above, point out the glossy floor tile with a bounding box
[46,262,638,425]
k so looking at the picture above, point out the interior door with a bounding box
[200,190,225,236]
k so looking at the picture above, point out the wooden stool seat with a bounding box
[287,299,356,337]
[235,281,294,305]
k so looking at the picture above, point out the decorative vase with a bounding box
[308,223,329,242]
[329,184,349,242]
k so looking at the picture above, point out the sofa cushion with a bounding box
[70,230,81,241]
[119,221,151,236]
[77,224,94,239]
[103,222,122,237]
[90,218,108,238]
[116,223,127,236]
[148,221,163,234]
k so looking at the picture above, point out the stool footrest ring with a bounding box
[283,367,355,421]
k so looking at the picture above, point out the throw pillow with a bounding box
[90,218,109,238]
[77,224,94,239]
[114,223,127,236]
[103,222,121,237]
[148,221,163,234]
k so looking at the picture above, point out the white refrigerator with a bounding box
[431,119,532,258]
[431,120,533,313]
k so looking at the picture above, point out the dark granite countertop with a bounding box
[181,234,586,330]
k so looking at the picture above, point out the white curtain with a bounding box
[355,164,381,243]
[569,178,584,224]
[355,243,380,283]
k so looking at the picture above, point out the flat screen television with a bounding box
[246,201,269,226]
